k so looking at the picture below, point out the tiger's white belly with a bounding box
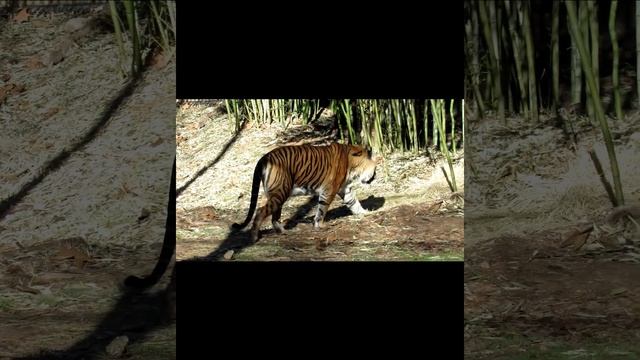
[290,186,318,196]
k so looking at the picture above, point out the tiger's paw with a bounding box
[250,230,260,243]
[272,221,285,234]
[352,208,369,216]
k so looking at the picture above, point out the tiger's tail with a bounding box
[231,156,265,230]
[125,158,176,289]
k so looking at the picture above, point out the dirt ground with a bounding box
[176,101,464,261]
[465,110,640,359]
[0,8,175,359]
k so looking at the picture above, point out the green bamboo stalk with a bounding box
[122,0,141,74]
[443,105,456,191]
[302,100,309,125]
[434,99,457,192]
[247,99,254,124]
[391,99,404,151]
[551,0,560,112]
[399,100,406,151]
[462,99,465,148]
[280,99,284,123]
[609,0,623,120]
[522,1,538,122]
[468,0,485,117]
[249,100,255,123]
[506,78,514,114]
[569,3,582,105]
[384,101,394,151]
[270,99,275,124]
[405,99,413,152]
[166,0,176,37]
[478,1,503,122]
[375,100,384,154]
[589,1,599,96]
[410,100,418,153]
[424,99,429,148]
[441,166,455,193]
[263,99,270,124]
[435,102,440,149]
[580,1,594,118]
[278,99,287,124]
[440,100,447,151]
[487,1,505,122]
[450,99,456,153]
[149,0,169,52]
[330,100,344,142]
[270,99,276,123]
[108,1,128,78]
[401,100,411,151]
[430,99,440,149]
[589,149,619,207]
[272,99,286,124]
[225,99,234,131]
[358,100,370,148]
[232,100,240,130]
[372,99,385,154]
[505,0,528,116]
[400,100,408,150]
[234,100,244,128]
[566,0,625,205]
[341,99,356,144]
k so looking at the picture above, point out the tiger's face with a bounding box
[347,145,378,185]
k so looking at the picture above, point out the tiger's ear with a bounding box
[351,145,364,156]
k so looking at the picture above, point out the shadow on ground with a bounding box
[193,195,387,261]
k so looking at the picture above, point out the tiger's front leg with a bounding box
[338,185,368,215]
[314,190,337,229]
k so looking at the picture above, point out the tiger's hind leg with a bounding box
[250,191,287,243]
[271,206,285,234]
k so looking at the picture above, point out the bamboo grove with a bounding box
[464,0,635,207]
[225,99,462,191]
[108,0,176,77]
[225,99,463,154]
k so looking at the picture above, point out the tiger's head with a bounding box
[347,145,378,185]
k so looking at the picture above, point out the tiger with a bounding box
[232,142,378,243]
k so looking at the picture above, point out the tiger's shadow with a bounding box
[206,195,385,260]
[283,194,386,229]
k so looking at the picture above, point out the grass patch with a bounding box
[469,334,640,360]
[0,297,15,311]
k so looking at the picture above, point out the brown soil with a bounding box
[465,111,640,359]
[0,8,175,359]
